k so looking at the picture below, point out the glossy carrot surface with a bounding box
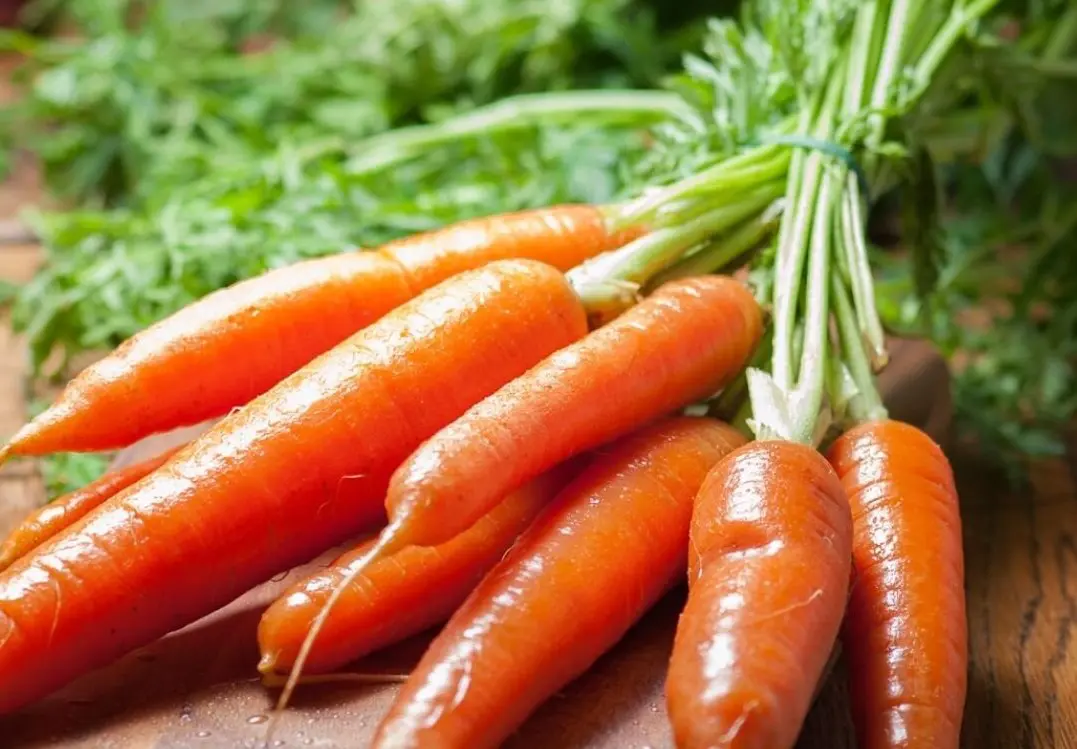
[827,420,967,749]
[4,205,635,457]
[373,417,746,749]
[0,445,184,572]
[383,275,763,551]
[0,260,587,713]
[667,440,853,749]
[257,459,582,675]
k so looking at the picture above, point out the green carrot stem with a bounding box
[907,0,1001,104]
[831,274,887,423]
[844,1,880,119]
[568,183,783,291]
[861,0,912,170]
[613,143,790,230]
[787,173,836,444]
[839,177,888,368]
[771,74,843,390]
[647,200,784,286]
[345,90,686,175]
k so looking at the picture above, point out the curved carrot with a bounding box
[827,420,967,749]
[384,275,763,552]
[2,205,637,458]
[0,260,587,713]
[666,441,853,749]
[372,417,746,749]
[0,445,184,572]
[257,459,582,676]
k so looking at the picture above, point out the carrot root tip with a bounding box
[258,652,279,676]
[275,525,409,712]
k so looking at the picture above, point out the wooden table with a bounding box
[0,198,1074,747]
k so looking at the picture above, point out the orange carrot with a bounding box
[0,445,184,572]
[372,417,746,749]
[0,260,587,713]
[2,206,638,458]
[385,275,762,552]
[257,459,582,676]
[666,440,853,749]
[827,420,967,749]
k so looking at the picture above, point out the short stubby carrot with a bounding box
[257,459,582,675]
[372,417,746,749]
[382,275,763,552]
[0,260,587,714]
[666,440,853,749]
[827,420,967,749]
[0,444,184,572]
[3,205,636,458]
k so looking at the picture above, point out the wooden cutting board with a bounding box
[0,340,968,748]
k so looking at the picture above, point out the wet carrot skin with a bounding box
[9,252,415,455]
[373,417,746,749]
[0,445,184,572]
[257,460,582,675]
[667,441,853,749]
[386,275,763,549]
[827,420,966,749]
[380,203,642,290]
[0,260,587,714]
[7,205,636,457]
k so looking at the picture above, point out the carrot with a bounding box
[0,445,184,573]
[826,420,966,749]
[372,417,746,749]
[2,205,637,458]
[666,440,853,749]
[0,259,587,713]
[257,459,582,676]
[386,274,762,551]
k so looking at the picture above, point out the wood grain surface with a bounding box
[0,193,1073,747]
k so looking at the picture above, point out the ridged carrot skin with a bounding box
[667,441,853,749]
[383,275,763,551]
[0,260,587,713]
[373,417,746,749]
[827,420,966,749]
[257,459,582,675]
[3,205,636,457]
[0,445,184,572]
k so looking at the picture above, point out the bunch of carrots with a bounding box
[0,1,986,746]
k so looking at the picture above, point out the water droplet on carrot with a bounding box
[247,714,269,725]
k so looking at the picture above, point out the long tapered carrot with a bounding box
[666,440,853,749]
[371,417,746,749]
[827,420,967,749]
[0,260,587,714]
[0,445,184,573]
[386,275,762,551]
[257,459,582,676]
[2,205,638,458]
